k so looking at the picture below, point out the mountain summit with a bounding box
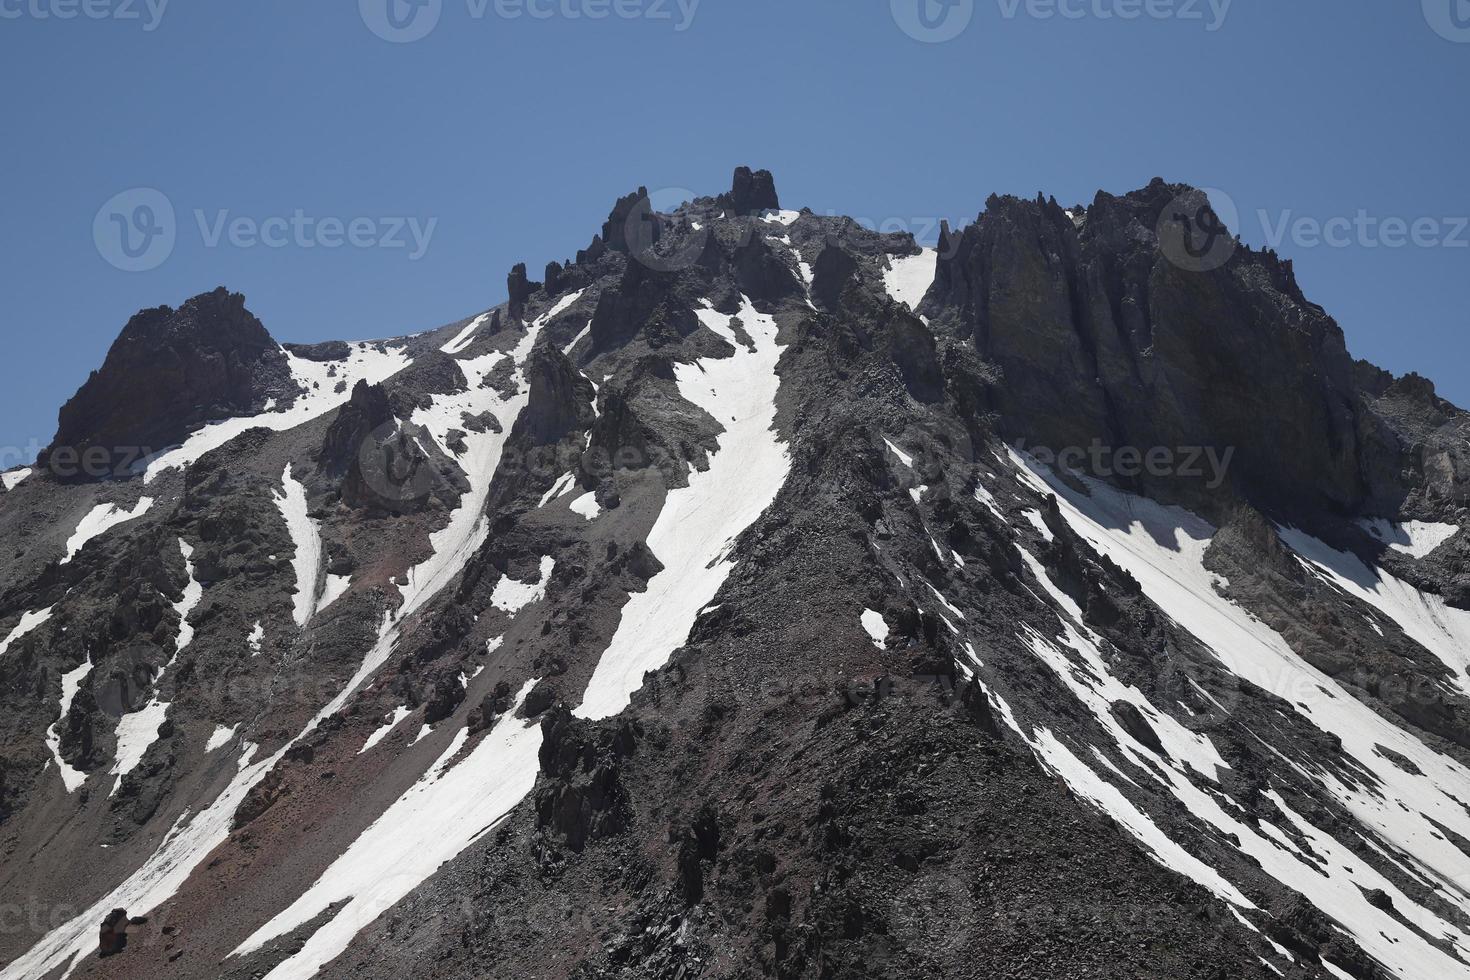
[1,168,1468,980]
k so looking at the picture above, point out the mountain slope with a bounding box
[1,169,1468,980]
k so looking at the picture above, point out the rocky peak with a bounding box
[722,166,780,216]
[43,287,295,481]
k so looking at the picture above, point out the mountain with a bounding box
[1,168,1469,980]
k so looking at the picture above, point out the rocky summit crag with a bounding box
[1,169,1469,980]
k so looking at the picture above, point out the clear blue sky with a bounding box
[2,1,1467,465]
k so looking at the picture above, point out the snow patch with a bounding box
[360,706,412,754]
[883,249,937,311]
[0,607,54,658]
[491,556,555,614]
[538,472,577,508]
[319,573,351,613]
[2,467,31,490]
[206,725,239,753]
[569,491,601,521]
[440,314,488,355]
[273,464,325,628]
[143,342,411,483]
[1358,518,1460,559]
[46,654,93,793]
[860,609,888,648]
[63,497,155,563]
[110,539,204,794]
[1280,526,1470,694]
[579,295,790,720]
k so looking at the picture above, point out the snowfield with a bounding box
[234,684,542,980]
[62,496,155,563]
[882,248,937,312]
[578,296,791,720]
[273,463,326,628]
[1007,449,1470,980]
[0,606,54,658]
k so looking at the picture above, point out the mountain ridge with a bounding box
[1,168,1468,980]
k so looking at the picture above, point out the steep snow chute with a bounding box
[578,295,791,720]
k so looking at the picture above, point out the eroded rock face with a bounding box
[723,166,781,216]
[929,181,1381,520]
[45,288,296,480]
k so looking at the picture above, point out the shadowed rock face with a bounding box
[44,287,296,480]
[723,166,781,216]
[928,180,1410,521]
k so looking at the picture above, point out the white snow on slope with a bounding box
[762,209,801,226]
[63,497,155,563]
[563,318,593,356]
[0,315,563,980]
[206,725,239,753]
[883,248,937,312]
[143,343,411,483]
[578,296,790,720]
[440,314,489,355]
[273,464,325,628]
[861,609,889,649]
[0,607,54,657]
[569,491,600,521]
[491,556,555,614]
[247,621,264,657]
[1280,527,1470,696]
[45,654,93,793]
[319,573,351,613]
[538,472,577,508]
[1027,727,1252,908]
[360,707,412,754]
[234,681,542,980]
[1007,449,1470,980]
[172,539,204,654]
[883,438,914,469]
[1358,518,1460,560]
[0,733,278,980]
[2,467,30,490]
[110,539,205,794]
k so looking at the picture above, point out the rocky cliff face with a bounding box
[44,287,299,479]
[1,170,1468,980]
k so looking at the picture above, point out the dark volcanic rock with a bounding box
[723,166,781,216]
[507,263,540,323]
[44,288,295,480]
[929,180,1390,520]
[98,908,129,957]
